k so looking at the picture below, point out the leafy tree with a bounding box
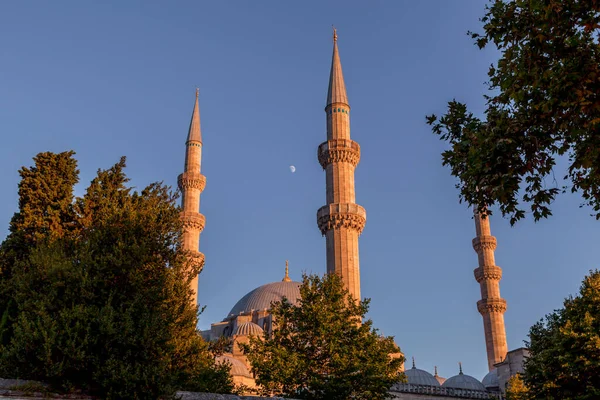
[427,0,600,224]
[0,152,233,399]
[242,273,404,400]
[523,270,600,399]
[505,373,529,400]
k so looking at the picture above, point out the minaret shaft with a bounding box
[178,91,206,305]
[473,212,508,371]
[317,32,365,301]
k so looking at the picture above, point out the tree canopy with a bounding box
[242,273,404,400]
[523,270,600,399]
[427,0,600,224]
[0,152,233,399]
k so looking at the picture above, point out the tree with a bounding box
[505,373,529,400]
[0,152,234,399]
[242,273,404,400]
[427,0,600,224]
[523,270,600,399]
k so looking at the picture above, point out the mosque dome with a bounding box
[482,369,499,388]
[443,364,487,391]
[434,366,446,385]
[228,280,301,316]
[215,355,252,378]
[404,359,440,386]
[235,321,264,336]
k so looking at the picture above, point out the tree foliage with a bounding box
[505,373,530,400]
[427,0,600,224]
[523,270,600,399]
[0,152,233,399]
[242,273,404,400]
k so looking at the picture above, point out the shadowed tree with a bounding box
[427,0,600,224]
[524,270,600,399]
[243,273,404,400]
[0,152,233,399]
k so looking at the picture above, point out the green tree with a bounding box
[523,270,600,399]
[427,0,600,224]
[0,152,233,399]
[242,273,404,400]
[505,373,530,400]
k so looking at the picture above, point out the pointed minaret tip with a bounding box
[187,89,202,143]
[326,26,348,107]
[282,260,291,282]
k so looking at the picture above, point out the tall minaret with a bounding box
[317,28,366,300]
[472,211,508,370]
[178,89,206,305]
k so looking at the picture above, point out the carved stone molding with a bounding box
[318,139,360,169]
[472,235,497,252]
[178,172,206,192]
[180,212,205,232]
[317,203,366,235]
[474,265,503,283]
[477,298,507,314]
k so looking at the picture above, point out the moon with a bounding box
[289,165,296,173]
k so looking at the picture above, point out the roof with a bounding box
[404,366,440,387]
[482,369,499,388]
[227,281,301,317]
[443,372,487,391]
[235,321,264,336]
[215,355,252,378]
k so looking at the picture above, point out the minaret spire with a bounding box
[283,260,291,282]
[317,30,366,301]
[178,90,207,305]
[472,210,508,370]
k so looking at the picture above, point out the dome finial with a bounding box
[332,25,337,42]
[282,260,291,282]
[412,357,416,369]
[434,366,438,376]
[459,362,463,375]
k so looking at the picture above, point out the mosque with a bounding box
[176,29,527,399]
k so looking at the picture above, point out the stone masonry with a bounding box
[317,28,366,301]
[472,211,508,370]
[178,89,206,305]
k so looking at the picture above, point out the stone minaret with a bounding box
[317,28,366,300]
[178,89,206,305]
[472,211,508,370]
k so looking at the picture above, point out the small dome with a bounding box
[235,321,264,336]
[482,369,499,388]
[215,355,252,378]
[443,372,487,391]
[404,367,440,387]
[228,281,301,316]
[434,366,446,385]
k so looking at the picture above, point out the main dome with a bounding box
[228,281,301,317]
[443,372,487,391]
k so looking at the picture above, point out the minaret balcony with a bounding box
[477,298,507,314]
[474,265,503,283]
[318,139,360,169]
[317,203,366,235]
[472,235,497,252]
[180,212,205,232]
[185,250,205,273]
[178,172,206,192]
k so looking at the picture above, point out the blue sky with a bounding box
[2,0,599,381]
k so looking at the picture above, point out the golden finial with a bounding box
[332,25,338,42]
[195,87,199,98]
[283,260,291,282]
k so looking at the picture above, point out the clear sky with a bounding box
[2,0,599,382]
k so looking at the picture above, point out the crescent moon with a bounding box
[289,165,296,173]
